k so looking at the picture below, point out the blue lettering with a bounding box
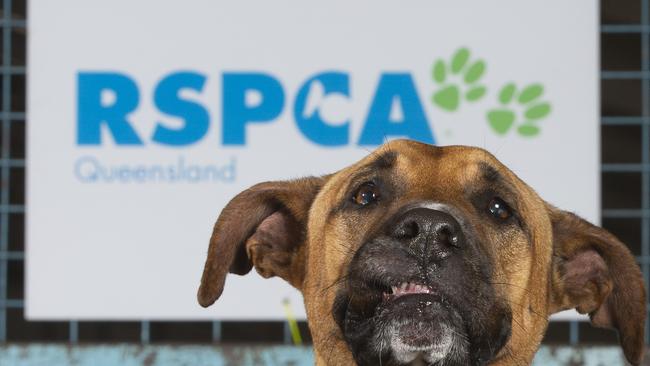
[222,73,284,145]
[358,73,435,146]
[77,72,142,145]
[294,72,350,146]
[152,72,210,146]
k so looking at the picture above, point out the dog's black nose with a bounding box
[388,208,463,259]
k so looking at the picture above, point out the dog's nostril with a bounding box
[439,226,450,240]
[437,226,459,247]
[396,220,420,239]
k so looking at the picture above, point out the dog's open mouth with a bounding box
[371,282,466,364]
[382,282,433,302]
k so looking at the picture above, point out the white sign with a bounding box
[27,0,598,320]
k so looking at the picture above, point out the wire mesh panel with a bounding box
[0,0,648,348]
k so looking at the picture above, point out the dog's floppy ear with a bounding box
[548,208,646,365]
[197,177,323,308]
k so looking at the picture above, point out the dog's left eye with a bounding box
[352,182,380,206]
[488,197,512,220]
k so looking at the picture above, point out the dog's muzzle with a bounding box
[335,205,511,366]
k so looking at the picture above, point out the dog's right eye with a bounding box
[352,182,380,206]
[488,197,512,221]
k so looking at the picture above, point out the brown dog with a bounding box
[198,139,646,365]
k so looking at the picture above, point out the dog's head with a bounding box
[198,140,646,365]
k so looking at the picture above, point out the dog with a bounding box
[198,139,646,365]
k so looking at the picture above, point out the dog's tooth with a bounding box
[400,282,407,292]
[391,285,398,294]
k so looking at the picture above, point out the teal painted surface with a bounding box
[0,345,313,366]
[0,344,645,366]
[532,346,631,366]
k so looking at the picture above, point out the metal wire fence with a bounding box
[0,0,647,348]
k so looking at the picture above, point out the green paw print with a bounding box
[487,83,551,137]
[431,48,486,111]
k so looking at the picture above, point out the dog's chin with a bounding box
[383,318,456,364]
[373,293,467,365]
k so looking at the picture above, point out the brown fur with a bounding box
[198,140,646,365]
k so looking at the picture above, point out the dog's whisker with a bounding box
[492,295,547,322]
[507,301,547,322]
[505,344,528,366]
[486,280,533,293]
[510,315,528,336]
[320,274,350,295]
[483,280,549,321]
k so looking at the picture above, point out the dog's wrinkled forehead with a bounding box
[320,139,526,208]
